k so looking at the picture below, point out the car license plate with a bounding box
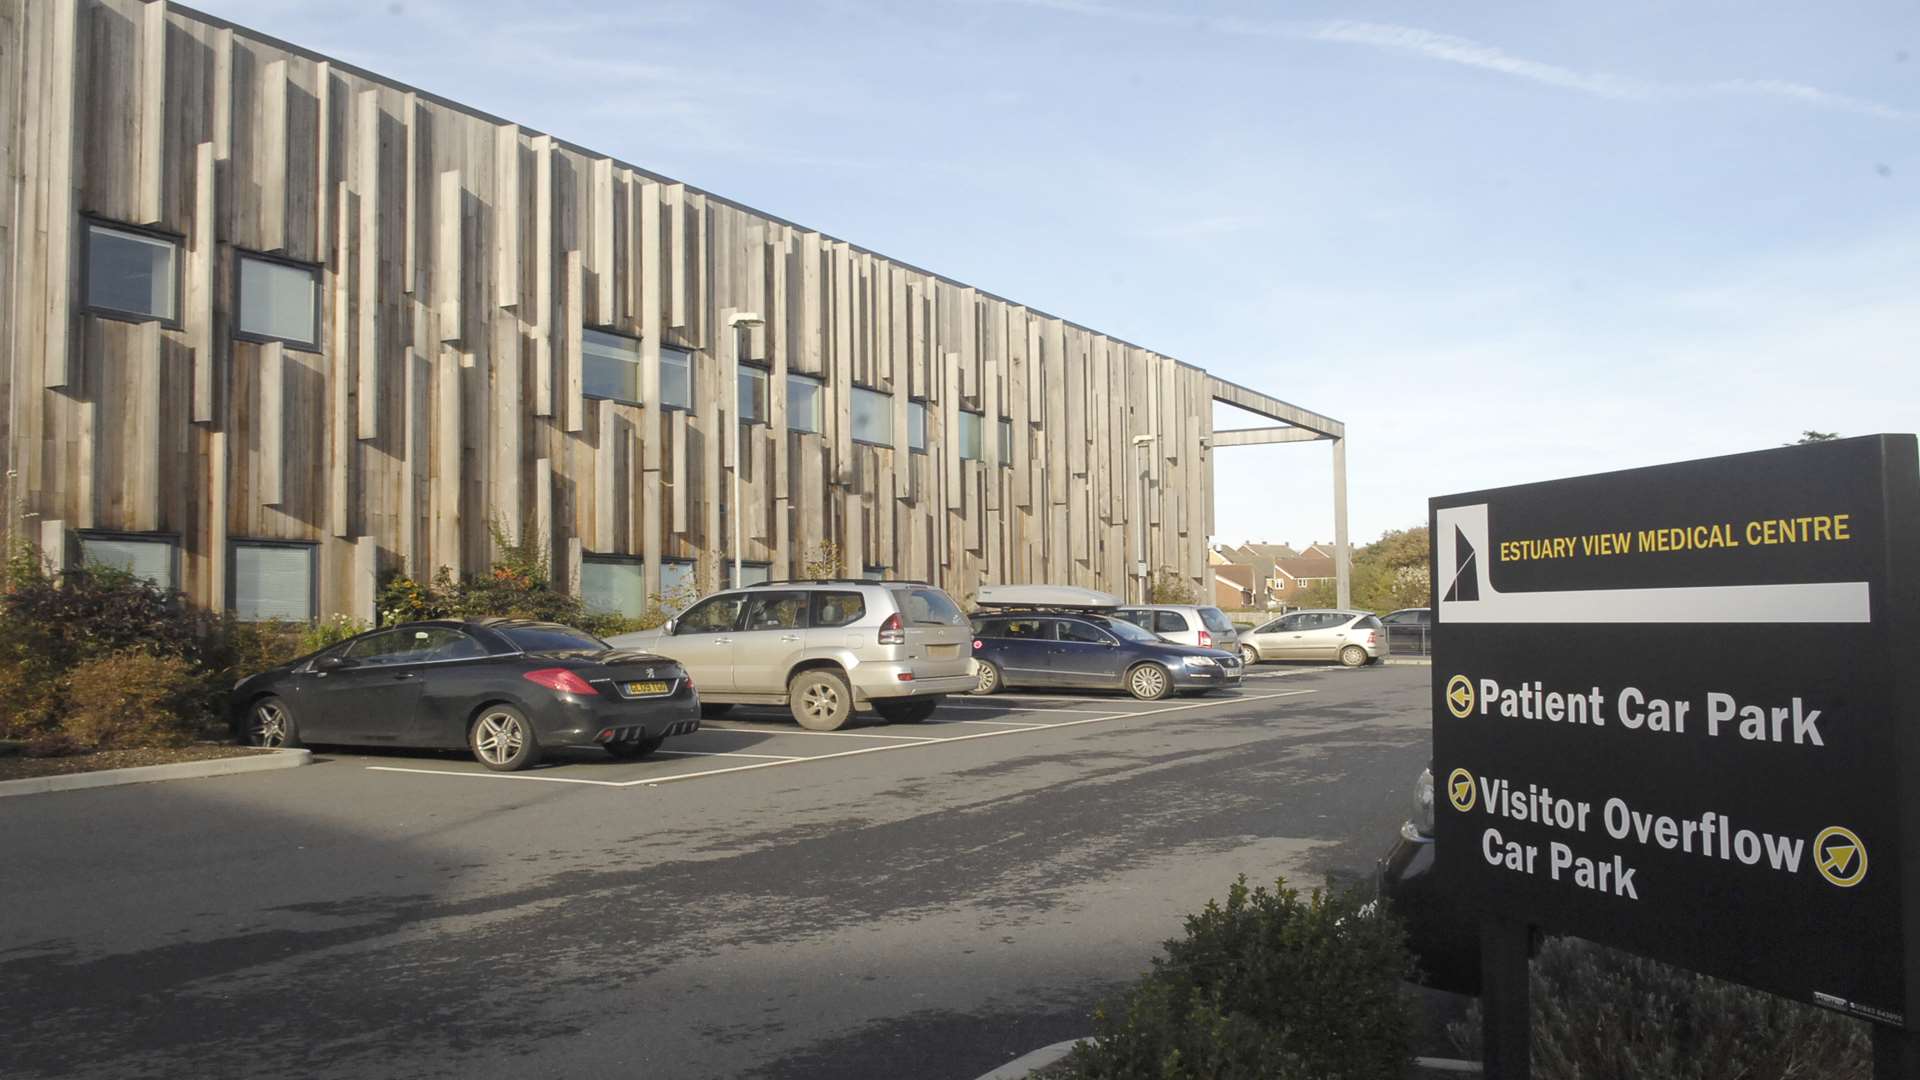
[626,680,670,696]
[928,644,960,658]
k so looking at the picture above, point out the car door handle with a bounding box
[714,637,733,645]
[780,635,800,643]
[393,672,418,680]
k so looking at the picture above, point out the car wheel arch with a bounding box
[785,657,851,684]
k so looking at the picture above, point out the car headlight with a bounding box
[1414,767,1435,837]
[1183,655,1218,668]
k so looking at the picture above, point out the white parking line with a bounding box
[365,690,1314,789]
[698,725,941,741]
[921,718,1048,728]
[936,703,1118,715]
[651,749,803,760]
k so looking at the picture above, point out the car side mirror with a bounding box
[316,655,354,672]
[663,617,679,635]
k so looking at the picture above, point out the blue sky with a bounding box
[199,0,1919,549]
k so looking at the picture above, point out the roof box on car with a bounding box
[974,584,1123,610]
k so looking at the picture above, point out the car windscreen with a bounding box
[1106,619,1160,644]
[500,625,607,653]
[1198,607,1234,633]
[892,586,966,626]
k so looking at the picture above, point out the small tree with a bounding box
[803,541,844,580]
[1149,567,1200,604]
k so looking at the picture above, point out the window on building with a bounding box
[661,347,693,410]
[236,254,319,349]
[738,365,768,424]
[787,374,824,434]
[907,401,928,452]
[580,556,647,617]
[851,387,892,446]
[78,533,176,590]
[232,542,314,621]
[661,559,697,604]
[861,566,887,581]
[582,329,643,404]
[998,418,1014,464]
[85,222,178,322]
[958,411,984,461]
[724,561,772,588]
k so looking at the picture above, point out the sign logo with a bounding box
[1447,767,1476,813]
[1446,675,1475,718]
[1814,826,1868,888]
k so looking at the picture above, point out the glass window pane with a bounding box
[998,418,1013,463]
[738,366,767,423]
[786,375,824,433]
[851,387,891,446]
[908,402,927,451]
[581,558,647,617]
[959,412,983,460]
[812,591,866,628]
[725,562,772,588]
[742,591,807,631]
[233,544,312,621]
[79,536,174,589]
[583,330,642,403]
[86,224,176,320]
[662,348,693,409]
[237,256,317,346]
[676,594,743,633]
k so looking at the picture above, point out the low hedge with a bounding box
[1449,937,1871,1080]
[1060,877,1414,1079]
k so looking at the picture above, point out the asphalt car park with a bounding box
[336,676,1328,789]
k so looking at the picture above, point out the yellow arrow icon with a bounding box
[1446,675,1475,719]
[1814,826,1867,888]
[1447,767,1476,812]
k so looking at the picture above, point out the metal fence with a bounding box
[1386,625,1432,657]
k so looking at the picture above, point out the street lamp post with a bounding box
[727,311,764,588]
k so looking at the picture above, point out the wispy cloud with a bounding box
[962,1,1916,122]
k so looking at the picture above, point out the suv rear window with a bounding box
[1199,607,1234,633]
[892,586,965,626]
[812,591,867,628]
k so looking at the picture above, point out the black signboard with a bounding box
[1432,434,1920,1028]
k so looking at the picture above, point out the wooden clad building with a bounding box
[0,0,1347,621]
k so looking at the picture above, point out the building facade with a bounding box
[0,0,1347,621]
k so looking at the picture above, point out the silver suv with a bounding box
[1112,605,1241,653]
[606,581,975,731]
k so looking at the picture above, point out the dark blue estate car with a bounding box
[969,611,1243,699]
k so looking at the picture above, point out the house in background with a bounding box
[1211,563,1255,609]
[1266,547,1338,608]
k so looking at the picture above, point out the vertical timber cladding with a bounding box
[1432,435,1920,1029]
[3,0,1252,617]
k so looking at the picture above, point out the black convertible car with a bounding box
[232,619,701,771]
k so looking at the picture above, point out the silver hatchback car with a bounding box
[607,581,976,731]
[1111,605,1241,653]
[1238,609,1386,668]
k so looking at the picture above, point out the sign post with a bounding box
[1432,435,1920,1079]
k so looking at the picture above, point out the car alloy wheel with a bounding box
[1340,645,1369,668]
[1127,663,1170,701]
[472,706,541,771]
[789,670,854,731]
[974,662,1001,695]
[247,697,298,748]
[1239,645,1258,667]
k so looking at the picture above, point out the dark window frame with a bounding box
[997,417,1014,467]
[659,345,696,413]
[232,248,323,352]
[228,538,319,623]
[849,385,894,448]
[75,529,181,591]
[907,399,929,454]
[580,326,646,407]
[786,373,826,434]
[724,559,774,588]
[580,552,649,615]
[81,217,184,328]
[736,360,770,426]
[958,409,986,461]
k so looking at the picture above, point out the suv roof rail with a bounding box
[743,578,932,588]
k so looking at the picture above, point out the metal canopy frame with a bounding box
[1203,375,1350,609]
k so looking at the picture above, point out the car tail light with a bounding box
[1367,630,1378,646]
[1198,630,1212,648]
[523,668,599,696]
[683,673,694,690]
[878,612,905,645]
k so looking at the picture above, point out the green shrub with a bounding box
[300,613,371,653]
[1062,877,1413,1079]
[1449,937,1871,1080]
[61,650,208,749]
